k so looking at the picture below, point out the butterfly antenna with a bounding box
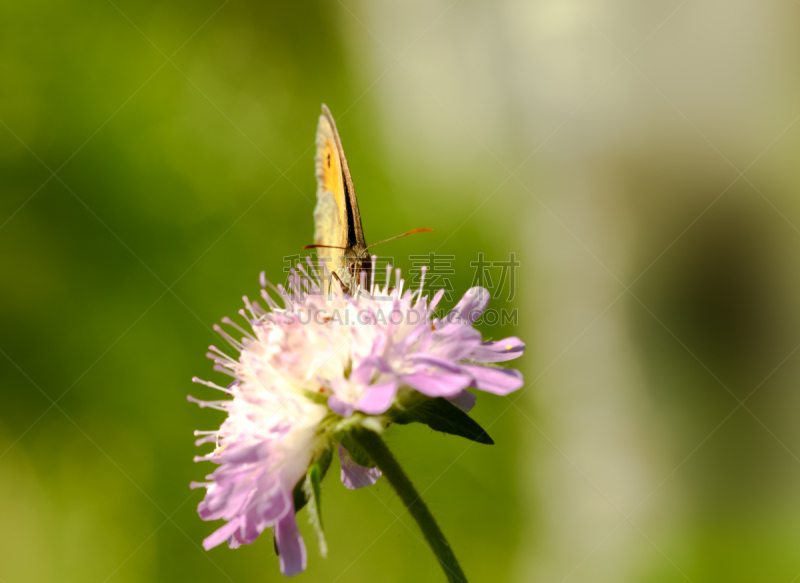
[365,228,433,251]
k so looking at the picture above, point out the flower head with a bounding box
[190,259,524,576]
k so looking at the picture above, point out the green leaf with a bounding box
[392,397,494,445]
[307,464,323,528]
[304,462,327,557]
[292,446,332,512]
[335,430,377,468]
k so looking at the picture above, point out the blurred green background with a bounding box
[2,1,800,582]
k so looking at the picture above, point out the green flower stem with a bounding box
[353,428,468,583]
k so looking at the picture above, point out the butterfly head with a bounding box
[342,244,372,291]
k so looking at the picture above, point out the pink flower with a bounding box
[190,259,524,576]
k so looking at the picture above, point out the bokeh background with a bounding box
[2,1,800,582]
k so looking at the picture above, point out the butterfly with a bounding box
[305,104,431,293]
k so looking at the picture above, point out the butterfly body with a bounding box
[310,105,431,292]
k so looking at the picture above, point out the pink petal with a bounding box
[202,518,242,550]
[402,372,472,397]
[328,395,355,417]
[407,353,464,374]
[448,390,477,412]
[466,337,525,363]
[355,381,398,415]
[339,445,382,489]
[461,363,524,395]
[445,287,490,325]
[274,511,307,577]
